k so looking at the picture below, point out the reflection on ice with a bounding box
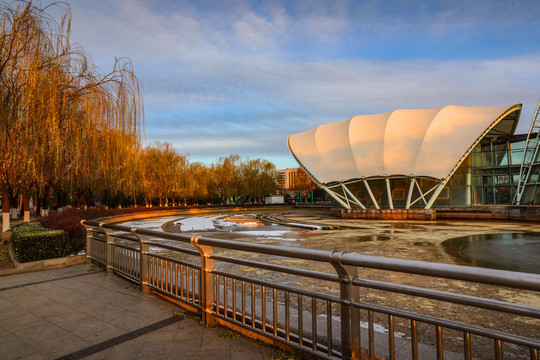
[119,216,181,231]
[172,214,267,232]
[118,213,298,245]
[175,216,217,231]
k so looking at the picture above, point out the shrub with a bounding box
[38,209,86,253]
[37,205,195,253]
[11,222,71,262]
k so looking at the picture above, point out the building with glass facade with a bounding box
[287,104,540,210]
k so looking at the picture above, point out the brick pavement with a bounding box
[0,264,289,360]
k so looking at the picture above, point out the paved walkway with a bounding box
[0,264,285,360]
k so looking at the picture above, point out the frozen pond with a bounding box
[442,232,540,274]
[118,213,304,245]
[116,211,540,275]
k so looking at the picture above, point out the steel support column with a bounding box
[406,177,415,209]
[363,180,380,209]
[385,177,394,209]
[425,181,447,209]
[321,185,352,210]
[341,184,366,209]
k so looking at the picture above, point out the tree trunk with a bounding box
[41,187,49,216]
[36,194,42,218]
[2,183,10,232]
[21,189,30,222]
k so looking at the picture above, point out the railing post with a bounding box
[131,228,151,294]
[191,235,216,326]
[330,250,361,360]
[81,220,93,260]
[99,223,115,276]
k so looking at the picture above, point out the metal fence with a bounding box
[82,220,540,360]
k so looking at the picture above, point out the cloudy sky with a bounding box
[60,0,540,169]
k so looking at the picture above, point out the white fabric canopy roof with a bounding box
[288,104,521,184]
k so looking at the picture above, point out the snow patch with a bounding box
[175,216,218,231]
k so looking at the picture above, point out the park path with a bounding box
[0,264,282,360]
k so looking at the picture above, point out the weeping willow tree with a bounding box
[1,1,283,228]
[0,1,143,230]
[0,0,57,228]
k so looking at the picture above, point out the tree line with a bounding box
[0,1,279,230]
[104,147,278,209]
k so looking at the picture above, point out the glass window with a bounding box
[511,149,524,165]
[510,140,525,151]
[482,150,508,167]
[471,151,483,167]
[485,187,495,204]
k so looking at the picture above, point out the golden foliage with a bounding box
[1,1,279,209]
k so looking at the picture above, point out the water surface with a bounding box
[442,232,540,274]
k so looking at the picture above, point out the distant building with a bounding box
[288,104,540,209]
[278,168,301,191]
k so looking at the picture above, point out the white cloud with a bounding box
[59,0,540,169]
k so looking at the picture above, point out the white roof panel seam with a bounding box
[288,104,522,184]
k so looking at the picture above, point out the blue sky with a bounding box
[62,0,540,169]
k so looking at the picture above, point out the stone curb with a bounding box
[0,244,87,277]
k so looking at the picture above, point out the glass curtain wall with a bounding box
[330,135,540,209]
[444,135,540,206]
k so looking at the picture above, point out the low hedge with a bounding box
[11,222,71,263]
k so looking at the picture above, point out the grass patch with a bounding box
[269,348,300,360]
[125,283,140,290]
[217,328,240,340]
[176,311,201,321]
[0,247,13,266]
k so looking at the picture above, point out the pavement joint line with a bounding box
[0,269,105,291]
[54,315,184,360]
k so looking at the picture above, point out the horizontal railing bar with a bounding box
[209,254,339,282]
[84,219,540,359]
[353,301,540,349]
[352,278,540,319]
[340,252,540,291]
[110,233,138,242]
[210,268,341,303]
[94,223,194,243]
[86,221,333,261]
[195,235,333,262]
[84,221,540,291]
[143,241,200,257]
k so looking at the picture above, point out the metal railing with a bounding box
[82,220,540,360]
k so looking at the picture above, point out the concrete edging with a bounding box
[5,244,87,275]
